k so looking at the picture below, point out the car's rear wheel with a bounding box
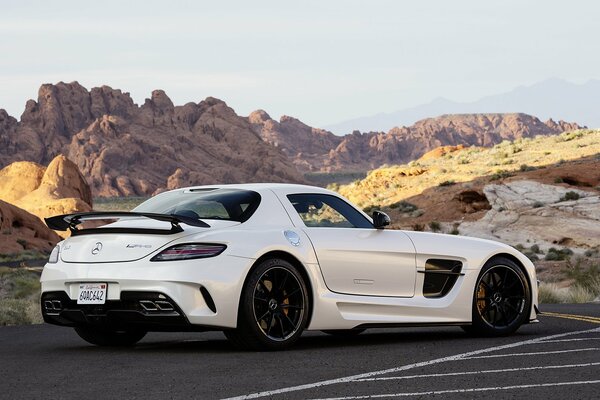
[74,326,147,346]
[225,258,309,351]
[467,257,531,336]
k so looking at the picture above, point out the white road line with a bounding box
[307,380,600,400]
[353,362,600,382]
[540,337,600,343]
[222,327,600,400]
[461,347,599,360]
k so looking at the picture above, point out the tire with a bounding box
[468,257,531,336]
[74,326,147,346]
[321,329,366,337]
[225,258,309,351]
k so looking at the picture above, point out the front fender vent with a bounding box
[422,259,464,298]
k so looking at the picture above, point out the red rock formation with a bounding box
[0,200,60,254]
[0,82,304,196]
[251,112,584,172]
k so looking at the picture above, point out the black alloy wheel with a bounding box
[252,266,305,341]
[466,257,531,336]
[225,258,309,350]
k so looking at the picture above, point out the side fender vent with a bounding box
[422,259,464,298]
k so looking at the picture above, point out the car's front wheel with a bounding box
[74,326,147,346]
[225,258,309,351]
[467,257,531,336]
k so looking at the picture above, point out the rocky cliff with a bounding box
[0,155,93,238]
[0,200,61,254]
[251,112,583,172]
[0,82,304,196]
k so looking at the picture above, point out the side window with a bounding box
[287,194,373,229]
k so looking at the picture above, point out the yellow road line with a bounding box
[542,312,600,324]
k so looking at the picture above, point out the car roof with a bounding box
[175,183,335,194]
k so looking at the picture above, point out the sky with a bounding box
[0,0,598,127]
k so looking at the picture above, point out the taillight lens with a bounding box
[48,245,60,264]
[150,243,226,262]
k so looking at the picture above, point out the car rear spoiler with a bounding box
[45,212,210,236]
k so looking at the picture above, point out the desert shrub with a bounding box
[411,209,424,218]
[450,223,460,235]
[458,158,470,164]
[554,177,564,184]
[438,180,455,187]
[514,244,525,251]
[428,221,441,232]
[0,267,43,325]
[411,223,425,231]
[489,170,514,181]
[538,283,566,304]
[520,164,535,172]
[389,201,417,213]
[584,248,599,257]
[0,250,48,263]
[564,262,600,296]
[0,299,31,326]
[567,285,596,303]
[545,247,573,261]
[560,191,580,202]
[560,130,585,142]
[530,244,541,254]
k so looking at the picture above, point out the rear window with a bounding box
[134,188,261,223]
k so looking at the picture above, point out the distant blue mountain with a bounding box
[324,78,600,135]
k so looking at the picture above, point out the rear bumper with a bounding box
[41,291,207,331]
[40,255,255,330]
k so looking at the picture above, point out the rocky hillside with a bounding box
[251,112,582,172]
[0,155,93,238]
[337,129,600,252]
[0,82,304,196]
[0,200,60,254]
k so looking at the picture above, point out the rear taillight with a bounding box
[48,245,60,264]
[150,243,226,261]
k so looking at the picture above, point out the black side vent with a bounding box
[200,287,217,313]
[422,259,464,298]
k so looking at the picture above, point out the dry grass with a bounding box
[0,267,42,325]
[338,129,600,207]
[538,282,599,304]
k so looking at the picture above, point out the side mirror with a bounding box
[372,210,391,229]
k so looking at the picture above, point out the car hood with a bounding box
[60,219,239,263]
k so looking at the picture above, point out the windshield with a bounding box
[133,188,261,223]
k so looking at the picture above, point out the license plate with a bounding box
[77,283,107,304]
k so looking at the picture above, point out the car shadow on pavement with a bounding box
[62,325,543,354]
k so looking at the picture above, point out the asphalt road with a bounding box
[1,304,599,400]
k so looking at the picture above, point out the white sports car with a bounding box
[42,184,539,350]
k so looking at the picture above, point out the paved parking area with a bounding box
[228,307,600,399]
[0,304,598,399]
